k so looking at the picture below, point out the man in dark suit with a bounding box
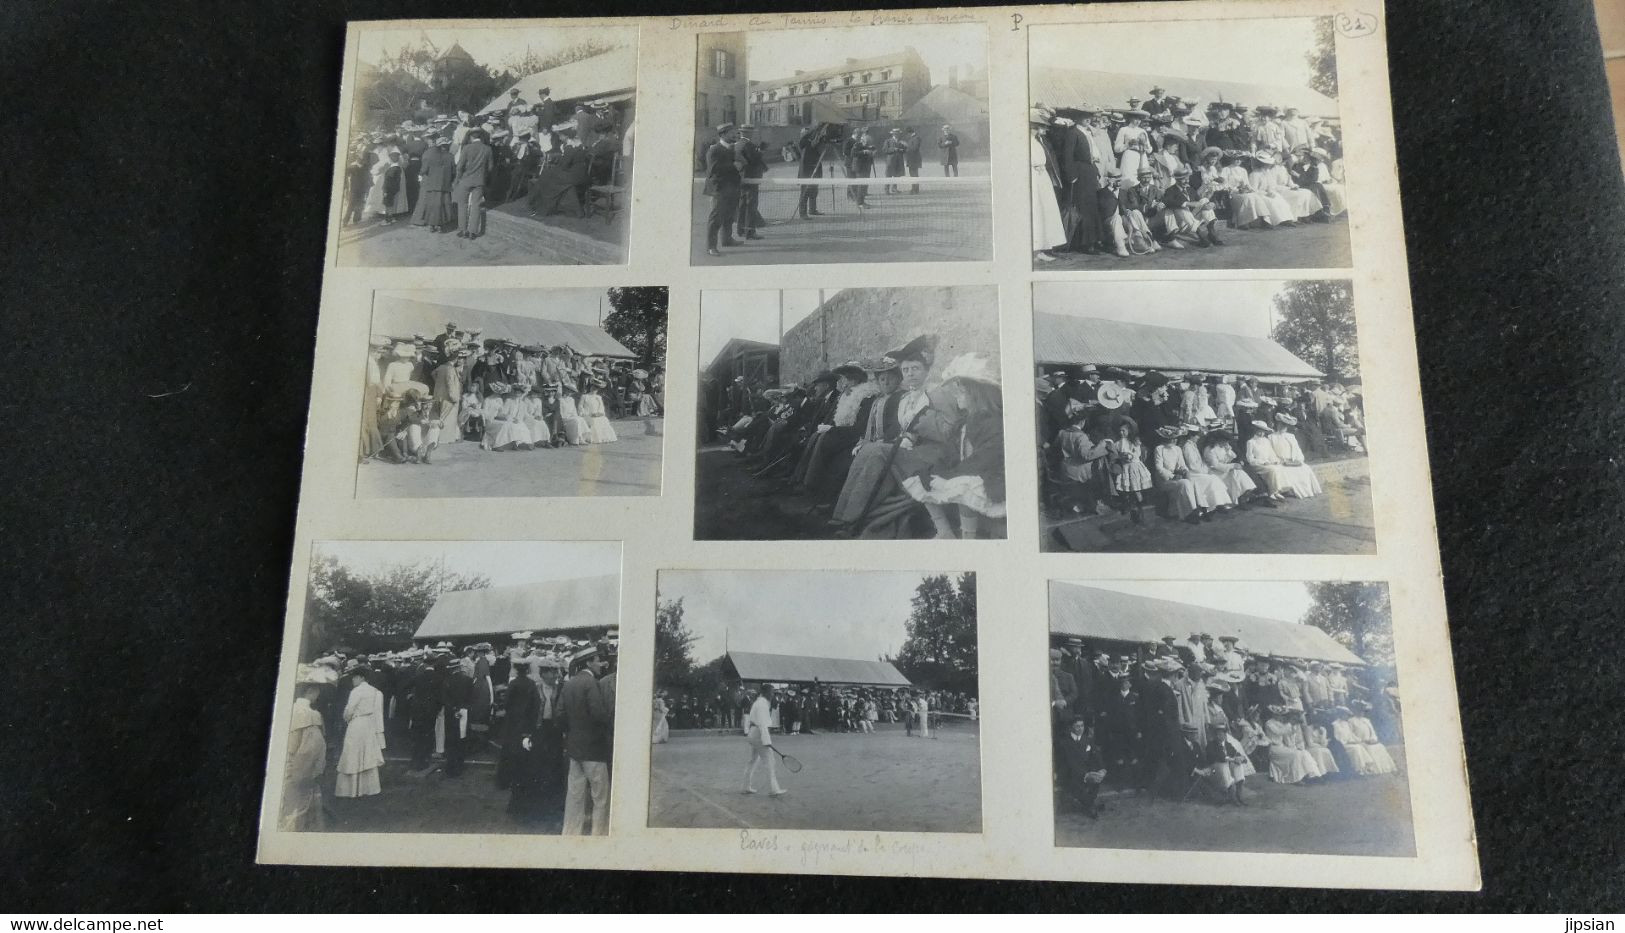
[557,651,613,835]
[735,125,768,240]
[903,127,923,193]
[1049,648,1079,752]
[451,130,492,238]
[440,657,474,777]
[704,123,742,256]
[1058,117,1103,253]
[1056,717,1108,817]
[795,123,833,217]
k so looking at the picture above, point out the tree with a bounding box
[1270,280,1359,381]
[302,556,490,657]
[892,573,979,694]
[654,598,697,690]
[1306,16,1339,98]
[1301,582,1393,667]
[603,287,669,370]
[502,39,621,78]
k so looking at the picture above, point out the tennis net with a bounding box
[925,710,981,740]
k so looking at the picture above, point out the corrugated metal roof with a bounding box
[480,46,639,113]
[1030,66,1340,120]
[414,576,621,641]
[373,294,636,359]
[1049,582,1363,665]
[726,650,912,686]
[1032,312,1323,379]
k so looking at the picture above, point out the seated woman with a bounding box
[1152,424,1233,523]
[1262,707,1325,784]
[831,335,954,539]
[483,383,535,452]
[527,131,592,218]
[1266,151,1325,220]
[794,361,884,503]
[901,353,1006,540]
[1244,420,1293,502]
[1244,152,1301,227]
[1347,701,1400,774]
[1267,412,1324,497]
[1186,427,1253,507]
[521,387,551,447]
[1306,719,1341,777]
[556,386,590,446]
[1330,707,1378,774]
[580,380,618,444]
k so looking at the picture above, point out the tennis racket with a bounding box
[770,746,803,773]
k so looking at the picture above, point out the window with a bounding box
[802,83,812,94]
[862,72,872,83]
[724,95,737,125]
[843,75,853,86]
[818,80,829,91]
[875,91,886,107]
[712,49,735,78]
[696,92,709,128]
[881,69,892,80]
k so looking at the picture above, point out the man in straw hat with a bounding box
[556,646,613,834]
[703,123,743,256]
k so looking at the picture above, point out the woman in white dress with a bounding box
[335,665,385,798]
[580,384,618,444]
[1113,110,1154,189]
[1244,420,1294,501]
[1267,158,1324,219]
[1263,707,1324,785]
[1195,431,1258,504]
[1217,154,1277,228]
[1306,721,1341,776]
[1245,152,1301,226]
[1348,701,1399,774]
[1331,709,1377,773]
[557,388,590,446]
[1267,413,1323,497]
[482,384,535,451]
[1152,425,1205,523]
[651,696,670,744]
[1312,147,1349,216]
[1030,115,1067,260]
[521,387,551,446]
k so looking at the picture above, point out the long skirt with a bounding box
[902,473,1007,518]
[1308,745,1339,775]
[832,442,896,524]
[652,714,669,744]
[1256,192,1298,226]
[1227,192,1279,227]
[1361,742,1399,774]
[1209,464,1258,500]
[586,414,617,444]
[411,190,453,227]
[636,393,658,416]
[1284,186,1323,218]
[562,416,589,446]
[1031,173,1068,250]
[523,417,551,444]
[1267,746,1323,784]
[485,418,534,450]
[335,766,381,798]
[1321,181,1348,215]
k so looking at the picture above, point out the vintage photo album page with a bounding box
[256,0,1479,891]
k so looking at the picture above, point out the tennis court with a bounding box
[648,720,983,833]
[691,172,993,265]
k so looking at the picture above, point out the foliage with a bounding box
[356,37,500,130]
[303,555,490,657]
[603,287,669,369]
[654,598,697,689]
[891,573,979,695]
[1306,16,1339,98]
[1301,582,1393,667]
[1270,280,1360,381]
[499,39,622,80]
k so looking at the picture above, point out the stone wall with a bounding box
[780,285,1000,388]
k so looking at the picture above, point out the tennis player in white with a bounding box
[742,683,788,796]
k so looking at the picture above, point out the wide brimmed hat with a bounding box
[631,369,648,379]
[884,334,936,368]
[1275,412,1299,426]
[1028,107,1054,126]
[1181,115,1205,126]
[1200,146,1224,161]
[1095,383,1131,410]
[1155,424,1185,439]
[938,352,999,386]
[833,360,867,380]
[1253,150,1277,165]
[1125,109,1150,119]
[809,370,838,388]
[486,381,510,395]
[1218,670,1245,684]
[1172,166,1191,177]
[1250,420,1271,432]
[1235,398,1260,409]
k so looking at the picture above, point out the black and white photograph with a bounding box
[357,287,666,500]
[694,285,1006,540]
[1028,17,1350,270]
[1046,580,1412,857]
[1034,279,1373,554]
[693,26,991,264]
[276,540,622,837]
[649,570,981,834]
[338,26,637,266]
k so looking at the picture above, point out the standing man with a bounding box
[557,649,613,835]
[440,653,474,778]
[735,125,767,241]
[937,124,960,176]
[795,123,831,217]
[703,123,742,257]
[430,348,463,446]
[903,126,923,193]
[881,128,907,194]
[741,683,787,796]
[451,129,492,239]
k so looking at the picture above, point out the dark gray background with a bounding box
[3,0,1623,912]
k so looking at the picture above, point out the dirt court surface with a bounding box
[1035,217,1351,271]
[315,752,564,836]
[357,416,663,499]
[692,162,993,265]
[1043,461,1375,554]
[1056,747,1414,856]
[336,197,626,267]
[649,723,982,833]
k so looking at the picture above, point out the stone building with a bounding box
[780,286,999,386]
[747,48,931,128]
[695,32,748,151]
